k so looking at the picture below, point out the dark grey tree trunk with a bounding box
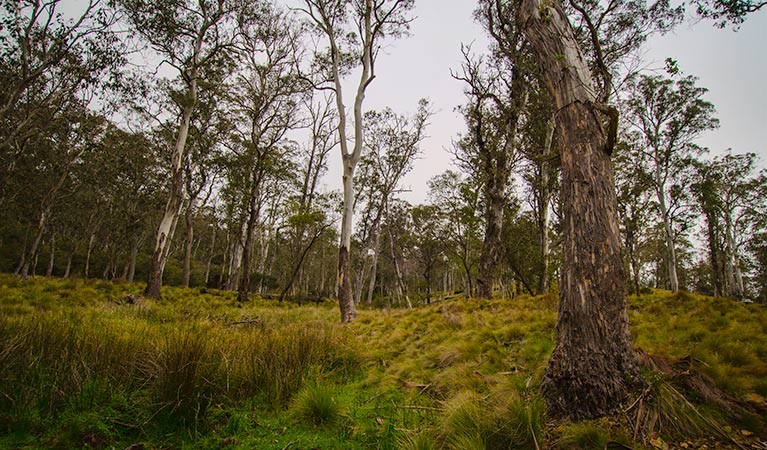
[520,0,640,419]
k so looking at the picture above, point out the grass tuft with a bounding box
[290,383,344,425]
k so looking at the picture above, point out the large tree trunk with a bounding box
[338,165,358,322]
[145,80,197,298]
[477,190,504,299]
[127,236,138,283]
[520,0,640,420]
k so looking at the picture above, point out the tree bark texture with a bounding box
[520,0,639,419]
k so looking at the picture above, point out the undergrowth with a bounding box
[0,275,765,449]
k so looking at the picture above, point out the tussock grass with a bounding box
[290,383,344,425]
[2,275,766,448]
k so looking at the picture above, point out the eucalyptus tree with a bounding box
[114,0,244,298]
[297,0,416,323]
[278,93,338,300]
[410,204,444,304]
[0,0,121,204]
[181,87,229,287]
[518,80,559,294]
[614,133,655,295]
[624,74,718,292]
[227,3,306,302]
[452,46,527,299]
[692,152,766,298]
[353,100,430,305]
[428,170,483,299]
[17,107,107,279]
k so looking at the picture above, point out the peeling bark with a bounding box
[520,0,640,419]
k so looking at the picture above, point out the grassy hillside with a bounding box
[0,275,765,449]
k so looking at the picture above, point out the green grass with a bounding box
[0,275,766,448]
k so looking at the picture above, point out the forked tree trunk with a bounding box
[519,0,640,419]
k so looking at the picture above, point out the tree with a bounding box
[692,151,766,298]
[518,0,641,419]
[428,170,483,299]
[353,100,430,305]
[410,205,444,304]
[114,0,242,298]
[624,74,719,292]
[452,45,526,299]
[692,0,766,27]
[0,0,121,201]
[298,0,416,323]
[228,3,306,302]
[615,134,655,295]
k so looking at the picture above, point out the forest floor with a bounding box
[0,274,766,449]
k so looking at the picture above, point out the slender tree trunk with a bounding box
[64,251,73,279]
[20,208,49,279]
[657,192,679,291]
[724,218,743,298]
[704,212,723,296]
[388,225,412,309]
[182,198,195,288]
[537,117,555,294]
[626,226,641,296]
[228,220,247,291]
[204,228,216,287]
[84,232,96,279]
[14,224,30,276]
[366,228,381,304]
[45,234,55,277]
[238,178,260,302]
[520,0,640,419]
[127,236,138,283]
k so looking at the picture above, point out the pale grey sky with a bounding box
[321,0,766,205]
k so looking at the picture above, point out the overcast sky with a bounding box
[319,0,767,205]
